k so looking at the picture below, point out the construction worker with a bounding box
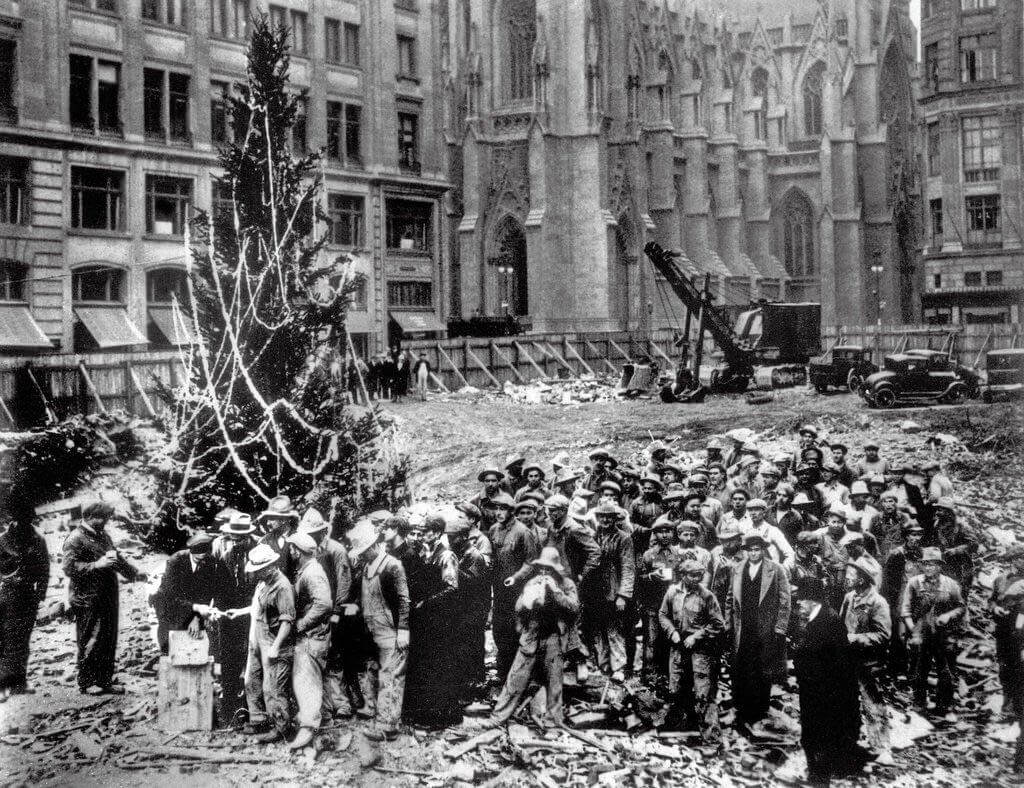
[583,502,635,681]
[638,517,686,679]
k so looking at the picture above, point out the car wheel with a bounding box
[943,385,967,405]
[847,370,863,393]
[873,388,896,409]
[966,382,981,400]
[982,390,993,404]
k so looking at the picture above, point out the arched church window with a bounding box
[782,191,815,276]
[503,0,536,102]
[802,62,825,137]
[626,48,642,121]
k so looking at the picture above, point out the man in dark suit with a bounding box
[151,532,225,654]
[725,533,790,735]
[792,576,865,784]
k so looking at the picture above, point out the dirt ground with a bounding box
[2,387,1023,786]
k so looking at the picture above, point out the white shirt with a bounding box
[747,559,763,580]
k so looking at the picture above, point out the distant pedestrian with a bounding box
[413,353,431,401]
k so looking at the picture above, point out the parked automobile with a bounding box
[903,348,982,398]
[981,348,1024,403]
[859,352,979,408]
[808,345,877,393]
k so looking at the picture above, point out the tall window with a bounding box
[397,112,419,172]
[626,53,641,122]
[145,175,192,236]
[962,115,1000,181]
[387,281,432,308]
[73,266,124,302]
[927,123,940,175]
[343,23,360,66]
[0,157,28,226]
[965,194,1000,245]
[504,0,535,102]
[923,43,939,91]
[929,198,943,246]
[142,0,187,27]
[290,10,307,54]
[325,18,342,63]
[961,0,996,10]
[326,101,362,166]
[210,80,230,144]
[69,55,121,134]
[751,67,768,140]
[209,0,248,39]
[144,68,191,143]
[960,33,999,83]
[169,72,190,141]
[143,68,164,139]
[0,261,26,301]
[268,5,286,31]
[781,190,815,276]
[71,167,124,231]
[923,0,937,16]
[386,199,432,252]
[327,194,364,247]
[0,39,16,123]
[147,268,189,304]
[802,62,825,137]
[397,35,416,77]
[291,96,307,156]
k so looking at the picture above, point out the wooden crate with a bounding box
[157,653,215,732]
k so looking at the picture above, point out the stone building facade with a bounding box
[442,0,921,332]
[918,0,1023,325]
[0,0,449,358]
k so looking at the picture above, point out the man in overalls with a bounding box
[349,518,410,740]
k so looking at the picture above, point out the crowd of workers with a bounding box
[2,424,1024,782]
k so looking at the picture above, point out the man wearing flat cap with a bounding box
[639,516,686,680]
[854,441,889,480]
[470,468,505,527]
[490,547,580,727]
[725,532,791,735]
[63,501,144,696]
[881,521,925,679]
[841,556,894,765]
[660,558,725,744]
[900,547,965,719]
[933,498,977,591]
[151,532,227,655]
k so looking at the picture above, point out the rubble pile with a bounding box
[500,377,621,406]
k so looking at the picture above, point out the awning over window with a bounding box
[74,306,148,348]
[389,310,446,334]
[148,306,196,345]
[0,305,53,350]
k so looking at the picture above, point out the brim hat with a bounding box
[830,442,848,453]
[514,499,540,514]
[347,518,379,558]
[220,512,256,535]
[797,531,820,546]
[298,507,329,534]
[792,492,813,506]
[863,441,880,450]
[934,497,956,511]
[531,546,565,576]
[455,501,482,522]
[214,507,240,525]
[821,461,840,474]
[588,449,618,468]
[487,492,516,510]
[746,498,768,510]
[760,464,780,477]
[554,468,582,485]
[544,493,571,509]
[739,456,760,469]
[521,490,547,507]
[478,468,505,483]
[724,428,750,443]
[921,546,944,563]
[261,494,298,519]
[706,462,727,473]
[662,489,687,503]
[794,575,826,602]
[676,519,701,533]
[840,531,865,546]
[688,472,709,485]
[681,491,704,508]
[521,463,546,479]
[869,475,886,486]
[367,509,393,524]
[619,464,641,479]
[651,514,676,532]
[772,453,791,464]
[879,490,899,501]
[186,532,215,553]
[799,425,819,438]
[846,556,876,584]
[640,474,664,491]
[743,533,767,547]
[593,501,620,518]
[245,543,280,573]
[285,531,317,554]
[827,504,850,521]
[444,509,472,536]
[599,480,622,495]
[802,447,824,460]
[849,481,870,496]
[922,460,941,472]
[504,454,526,470]
[904,520,924,534]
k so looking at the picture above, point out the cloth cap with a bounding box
[662,488,686,503]
[706,461,727,473]
[676,519,701,533]
[744,533,767,547]
[863,441,880,450]
[478,467,505,483]
[618,464,641,479]
[504,454,526,470]
[797,531,820,546]
[830,442,848,453]
[934,497,956,511]
[840,531,865,546]
[729,488,751,500]
[444,509,471,536]
[921,546,944,563]
[487,492,516,510]
[689,472,709,484]
[298,507,329,534]
[285,532,317,554]
[850,480,870,496]
[455,501,482,522]
[922,460,941,471]
[739,456,760,469]
[544,494,571,509]
[214,507,239,524]
[588,448,614,463]
[554,468,582,485]
[245,543,279,573]
[347,518,379,558]
[717,520,744,540]
[221,512,255,535]
[531,546,565,576]
[773,453,791,463]
[746,498,767,510]
[367,509,392,524]
[187,532,214,553]
[640,474,664,490]
[599,480,622,495]
[593,501,620,517]
[792,492,813,506]
[799,425,819,438]
[679,559,703,575]
[827,504,849,521]
[514,499,539,513]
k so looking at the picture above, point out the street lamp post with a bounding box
[496,264,513,317]
[870,260,885,328]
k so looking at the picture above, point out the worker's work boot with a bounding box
[346,680,365,711]
[288,727,315,750]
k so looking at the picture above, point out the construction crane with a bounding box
[644,242,822,395]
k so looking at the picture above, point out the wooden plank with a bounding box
[649,340,675,368]
[492,343,527,383]
[513,341,546,378]
[467,348,502,389]
[78,361,107,415]
[436,343,470,388]
[607,338,633,363]
[25,366,58,425]
[584,338,618,374]
[127,363,157,418]
[564,339,597,377]
[0,392,15,428]
[428,371,449,393]
[157,656,214,732]
[536,341,578,378]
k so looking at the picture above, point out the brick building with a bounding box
[0,0,450,359]
[443,0,920,332]
[918,0,1024,325]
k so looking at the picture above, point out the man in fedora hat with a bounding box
[243,543,296,743]
[257,495,300,578]
[489,492,541,681]
[286,532,333,750]
[639,516,686,680]
[150,532,225,655]
[583,502,635,681]
[552,467,583,499]
[299,508,361,719]
[349,518,409,740]
[515,464,549,503]
[660,558,725,744]
[791,576,865,784]
[725,532,791,735]
[583,449,621,493]
[502,455,526,497]
[470,468,505,527]
[446,510,490,702]
[841,532,881,587]
[489,546,580,727]
[842,556,894,765]
[846,480,879,537]
[211,512,258,726]
[900,547,965,719]
[62,501,144,696]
